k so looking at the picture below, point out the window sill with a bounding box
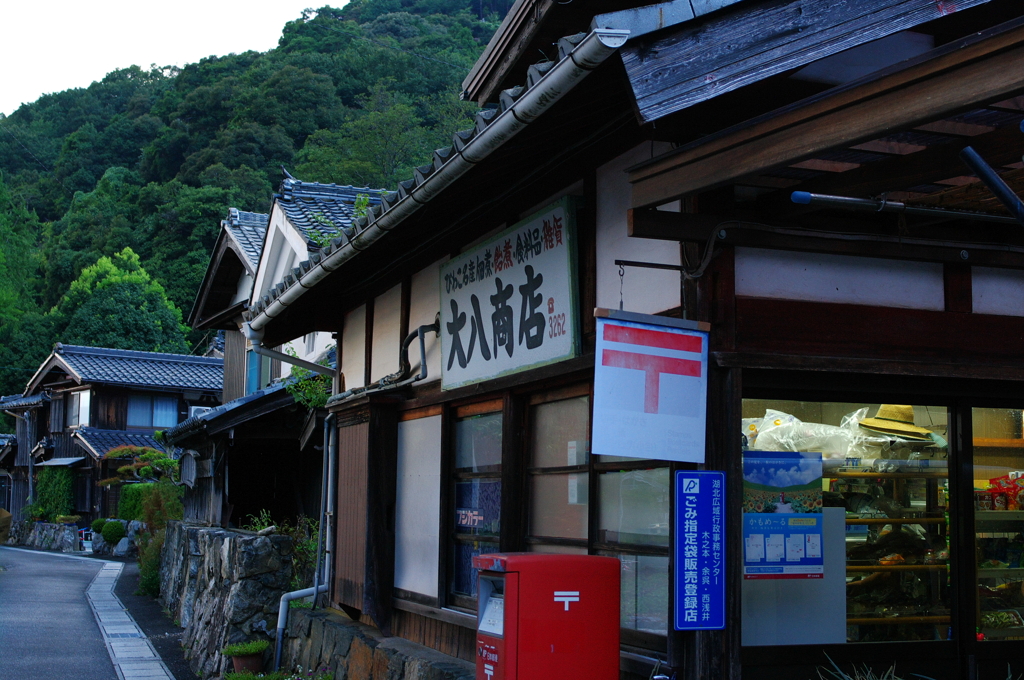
[392,597,477,629]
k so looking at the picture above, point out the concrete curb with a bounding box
[86,561,176,680]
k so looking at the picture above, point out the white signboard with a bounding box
[440,198,579,390]
[592,310,709,463]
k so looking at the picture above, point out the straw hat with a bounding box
[859,404,933,441]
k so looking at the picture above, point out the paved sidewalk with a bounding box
[86,560,176,680]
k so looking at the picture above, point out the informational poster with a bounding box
[674,471,725,630]
[439,198,579,390]
[742,451,824,579]
[592,310,709,463]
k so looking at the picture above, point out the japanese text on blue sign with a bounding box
[439,198,579,389]
[675,471,725,630]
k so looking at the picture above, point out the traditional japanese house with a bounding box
[168,182,380,527]
[191,0,1024,678]
[1,344,223,522]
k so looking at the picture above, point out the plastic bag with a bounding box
[752,408,889,459]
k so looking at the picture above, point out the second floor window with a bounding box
[128,395,178,429]
[67,390,91,428]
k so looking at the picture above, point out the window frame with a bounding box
[126,393,180,429]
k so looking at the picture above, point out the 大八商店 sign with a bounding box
[439,198,580,390]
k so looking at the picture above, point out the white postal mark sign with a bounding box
[440,198,579,389]
[592,312,709,463]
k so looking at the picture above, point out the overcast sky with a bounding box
[1,1,339,116]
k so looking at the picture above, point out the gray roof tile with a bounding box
[0,393,48,410]
[276,179,383,249]
[73,428,166,457]
[56,344,223,391]
[222,208,268,272]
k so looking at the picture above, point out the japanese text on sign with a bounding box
[440,198,579,389]
[675,471,725,630]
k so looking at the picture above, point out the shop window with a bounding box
[740,400,950,646]
[528,393,590,544]
[972,407,1024,642]
[449,406,502,609]
[127,395,178,429]
[66,390,90,428]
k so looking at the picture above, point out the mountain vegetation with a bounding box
[0,1,512,429]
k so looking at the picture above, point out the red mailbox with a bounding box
[473,553,620,680]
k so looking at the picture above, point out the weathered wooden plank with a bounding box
[622,0,991,123]
[628,15,1024,187]
[630,39,1024,207]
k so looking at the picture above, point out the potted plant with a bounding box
[221,639,269,674]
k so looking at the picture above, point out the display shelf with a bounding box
[845,518,946,525]
[980,627,1024,639]
[978,567,1024,579]
[846,564,948,572]
[975,438,1024,449]
[847,616,949,625]
[977,511,1024,522]
[826,471,948,479]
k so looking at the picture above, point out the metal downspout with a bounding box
[274,411,335,671]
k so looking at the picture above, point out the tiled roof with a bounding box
[245,30,626,326]
[0,393,48,410]
[0,434,14,448]
[164,382,289,443]
[223,208,268,272]
[276,178,383,249]
[72,428,166,458]
[55,344,223,391]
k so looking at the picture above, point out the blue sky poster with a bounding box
[742,451,824,580]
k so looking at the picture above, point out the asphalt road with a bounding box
[0,547,117,680]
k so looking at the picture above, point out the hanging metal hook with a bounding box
[618,264,625,311]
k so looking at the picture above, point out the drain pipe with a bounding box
[243,322,334,378]
[274,411,336,671]
[330,321,439,403]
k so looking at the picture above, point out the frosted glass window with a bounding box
[529,395,590,541]
[530,473,588,539]
[455,413,503,472]
[153,397,178,428]
[530,396,589,468]
[598,468,670,546]
[127,396,152,428]
[611,553,669,633]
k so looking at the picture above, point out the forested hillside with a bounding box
[0,0,511,426]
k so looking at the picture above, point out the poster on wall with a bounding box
[591,310,709,463]
[439,197,579,390]
[674,471,726,630]
[742,451,824,580]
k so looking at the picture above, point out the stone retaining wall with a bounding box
[160,521,294,678]
[4,520,79,552]
[281,609,475,680]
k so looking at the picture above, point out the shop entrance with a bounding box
[736,374,1024,680]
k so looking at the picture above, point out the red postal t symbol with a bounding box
[601,324,702,414]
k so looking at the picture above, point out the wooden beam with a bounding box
[627,208,1024,268]
[628,16,1024,208]
[620,0,991,124]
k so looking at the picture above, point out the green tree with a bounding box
[51,248,189,353]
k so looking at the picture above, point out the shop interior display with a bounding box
[742,401,951,643]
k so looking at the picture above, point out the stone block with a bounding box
[345,636,377,680]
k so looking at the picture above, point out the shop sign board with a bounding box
[592,310,709,463]
[674,471,726,630]
[439,198,579,390]
[742,451,824,579]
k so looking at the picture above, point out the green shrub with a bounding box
[91,518,108,533]
[137,529,164,597]
[101,520,126,544]
[117,483,147,520]
[141,479,183,531]
[221,639,270,657]
[55,514,81,525]
[35,467,73,521]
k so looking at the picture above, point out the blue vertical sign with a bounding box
[674,471,725,630]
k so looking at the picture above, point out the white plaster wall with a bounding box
[973,267,1024,317]
[409,259,444,384]
[371,284,403,382]
[341,305,366,390]
[394,415,442,597]
[253,203,308,301]
[735,248,945,310]
[231,273,253,305]
[596,142,682,315]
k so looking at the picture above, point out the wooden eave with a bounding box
[189,231,251,330]
[461,0,653,105]
[627,14,1024,209]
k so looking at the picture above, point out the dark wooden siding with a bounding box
[14,416,34,467]
[10,475,28,521]
[391,609,475,662]
[334,421,369,613]
[223,329,246,403]
[94,389,126,430]
[50,396,64,433]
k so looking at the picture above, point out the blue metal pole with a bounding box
[958,146,1024,226]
